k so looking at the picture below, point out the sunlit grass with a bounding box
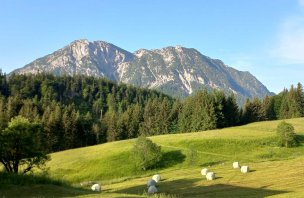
[46,118,304,184]
[1,117,303,197]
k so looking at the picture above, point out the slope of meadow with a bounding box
[1,118,303,197]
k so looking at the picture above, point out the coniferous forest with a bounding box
[0,71,303,153]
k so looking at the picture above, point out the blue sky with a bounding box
[0,0,303,93]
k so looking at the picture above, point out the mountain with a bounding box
[13,39,271,103]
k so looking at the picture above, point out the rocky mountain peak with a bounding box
[13,39,272,104]
[134,49,151,58]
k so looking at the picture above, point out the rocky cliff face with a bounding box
[13,39,272,103]
[15,39,134,81]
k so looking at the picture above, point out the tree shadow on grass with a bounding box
[1,185,100,197]
[113,178,290,198]
[296,135,304,144]
[158,150,186,169]
[0,172,96,197]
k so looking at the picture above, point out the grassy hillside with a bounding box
[1,118,303,197]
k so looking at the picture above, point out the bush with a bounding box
[276,121,297,148]
[132,136,162,170]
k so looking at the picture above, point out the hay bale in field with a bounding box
[233,162,240,169]
[91,183,101,192]
[206,172,215,180]
[241,166,250,173]
[152,174,161,183]
[201,168,209,176]
[148,185,158,194]
[147,179,157,187]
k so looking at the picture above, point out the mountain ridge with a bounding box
[13,39,272,103]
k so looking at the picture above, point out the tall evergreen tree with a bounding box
[223,94,240,126]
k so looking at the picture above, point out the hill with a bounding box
[13,39,272,104]
[1,118,303,197]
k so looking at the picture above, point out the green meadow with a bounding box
[1,118,303,197]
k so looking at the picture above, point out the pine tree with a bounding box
[242,97,264,124]
[190,90,217,131]
[103,110,121,142]
[223,94,240,126]
[296,83,304,116]
[178,97,193,132]
[262,96,276,120]
[0,96,8,131]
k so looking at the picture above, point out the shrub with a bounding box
[0,116,49,174]
[132,136,162,170]
[276,121,297,148]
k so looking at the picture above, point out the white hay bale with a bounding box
[152,174,161,183]
[206,172,215,180]
[148,185,158,194]
[147,179,157,187]
[91,183,101,192]
[201,168,209,176]
[241,166,250,173]
[233,162,240,169]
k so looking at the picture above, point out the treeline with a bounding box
[242,83,304,123]
[0,73,175,152]
[0,71,303,153]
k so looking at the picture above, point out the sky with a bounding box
[0,0,303,93]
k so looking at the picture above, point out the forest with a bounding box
[0,71,303,153]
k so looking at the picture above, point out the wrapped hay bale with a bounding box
[91,183,101,192]
[148,185,158,194]
[241,166,250,173]
[206,172,215,180]
[152,174,161,183]
[201,168,209,176]
[147,179,157,187]
[233,162,240,169]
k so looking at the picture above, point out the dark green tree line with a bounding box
[0,71,303,153]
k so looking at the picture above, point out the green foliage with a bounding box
[276,121,297,148]
[0,71,303,155]
[241,83,304,124]
[241,97,265,124]
[132,136,162,170]
[0,73,174,152]
[0,116,49,174]
[178,89,240,132]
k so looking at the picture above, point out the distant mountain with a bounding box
[13,39,272,104]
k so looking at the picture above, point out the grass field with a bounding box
[0,118,303,197]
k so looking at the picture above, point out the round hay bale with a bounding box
[201,168,209,176]
[241,166,250,173]
[148,185,158,194]
[233,162,240,169]
[147,179,157,187]
[152,174,161,183]
[206,172,215,180]
[91,183,101,192]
